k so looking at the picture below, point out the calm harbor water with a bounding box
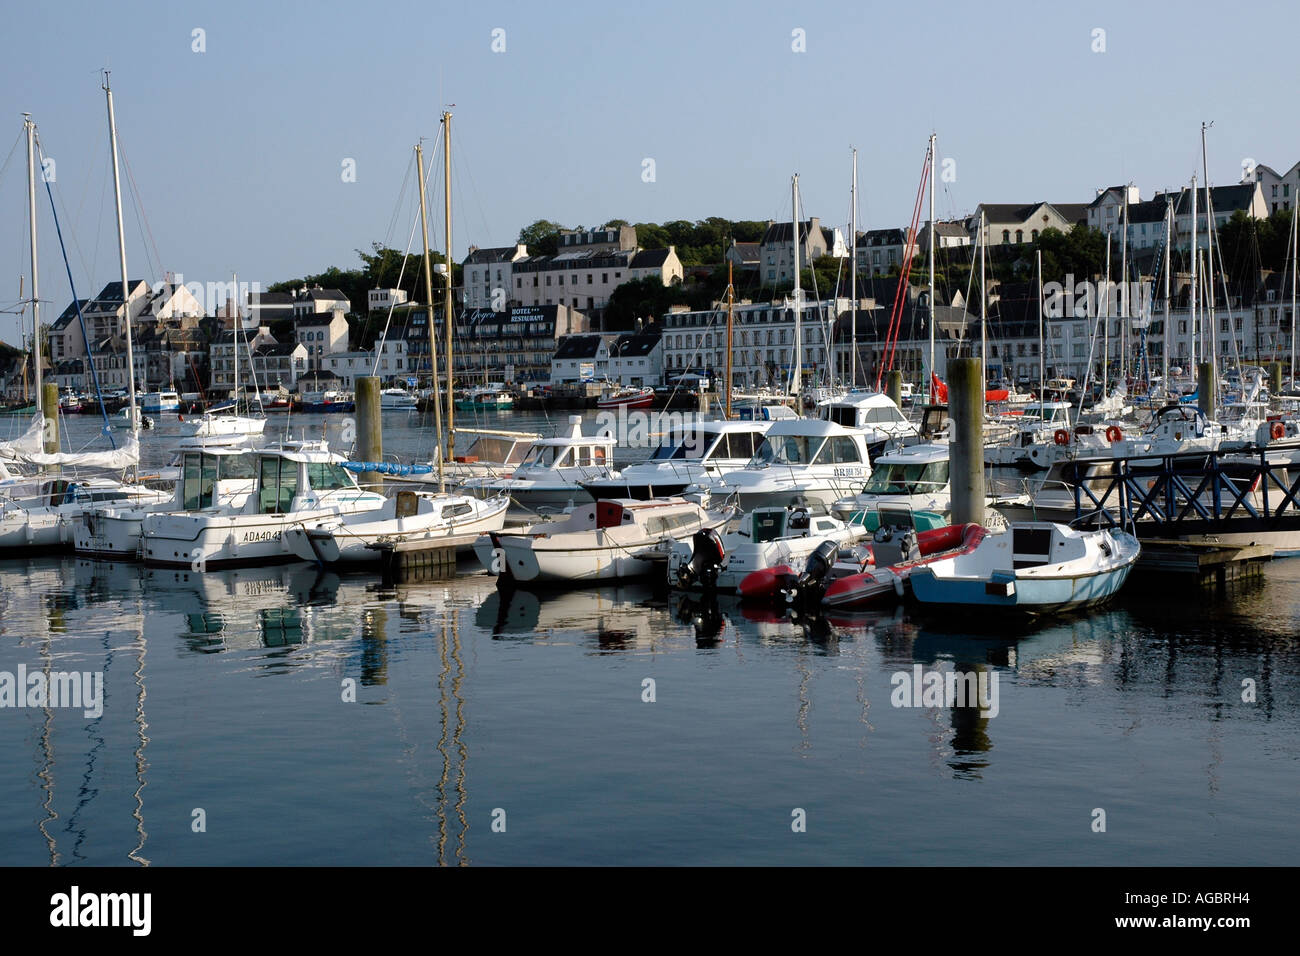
[0,409,1297,866]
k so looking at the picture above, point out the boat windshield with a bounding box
[521,445,571,468]
[860,460,949,494]
[650,429,705,460]
[751,434,826,466]
[306,462,355,491]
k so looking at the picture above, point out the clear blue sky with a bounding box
[1,0,1294,346]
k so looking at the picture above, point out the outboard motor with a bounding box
[676,527,726,590]
[788,539,840,604]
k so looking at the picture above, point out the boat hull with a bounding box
[909,557,1136,614]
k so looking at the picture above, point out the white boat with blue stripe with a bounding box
[909,522,1140,615]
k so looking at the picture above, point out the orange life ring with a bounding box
[1105,425,1123,442]
[1271,420,1285,441]
[1053,429,1070,446]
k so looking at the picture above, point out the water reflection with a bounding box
[0,551,1296,865]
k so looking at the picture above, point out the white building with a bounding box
[462,244,527,310]
[513,228,682,313]
[660,298,849,387]
[1246,161,1300,214]
[295,310,350,371]
[367,288,410,313]
[758,218,833,285]
[608,331,663,386]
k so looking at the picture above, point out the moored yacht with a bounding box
[687,417,874,512]
[140,440,386,569]
[285,488,510,565]
[580,419,772,500]
[461,415,615,514]
[72,444,259,559]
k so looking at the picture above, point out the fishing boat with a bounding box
[831,442,954,519]
[301,389,354,413]
[139,440,386,569]
[72,444,258,558]
[474,496,737,584]
[596,384,654,410]
[580,419,772,500]
[907,522,1140,614]
[688,417,875,512]
[285,488,509,565]
[456,385,514,411]
[668,503,865,593]
[460,415,614,514]
[380,386,419,409]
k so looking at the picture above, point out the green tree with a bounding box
[518,219,566,256]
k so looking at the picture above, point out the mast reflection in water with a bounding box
[0,554,1297,866]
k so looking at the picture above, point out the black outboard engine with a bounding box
[676,527,726,590]
[788,540,840,604]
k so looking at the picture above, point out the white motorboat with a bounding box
[72,444,259,559]
[908,522,1140,614]
[474,496,736,584]
[380,386,419,410]
[139,440,387,569]
[813,391,917,453]
[285,489,510,565]
[461,415,615,514]
[688,417,874,512]
[831,442,954,519]
[667,504,865,593]
[0,476,172,554]
[580,419,772,500]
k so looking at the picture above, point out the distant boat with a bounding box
[380,386,419,410]
[140,390,180,414]
[456,385,513,411]
[301,390,354,413]
[596,384,654,410]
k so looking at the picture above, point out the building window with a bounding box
[1015,229,1023,243]
[1002,230,1011,243]
[587,274,593,284]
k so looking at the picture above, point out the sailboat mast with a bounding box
[1201,123,1217,384]
[725,259,733,418]
[416,141,445,492]
[24,115,42,411]
[1102,231,1110,393]
[1163,199,1172,389]
[1036,249,1044,405]
[791,174,802,398]
[979,209,987,388]
[1190,174,1199,371]
[1120,186,1129,386]
[232,271,240,402]
[928,133,936,398]
[850,148,857,388]
[442,110,454,466]
[1292,197,1298,386]
[104,73,138,441]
